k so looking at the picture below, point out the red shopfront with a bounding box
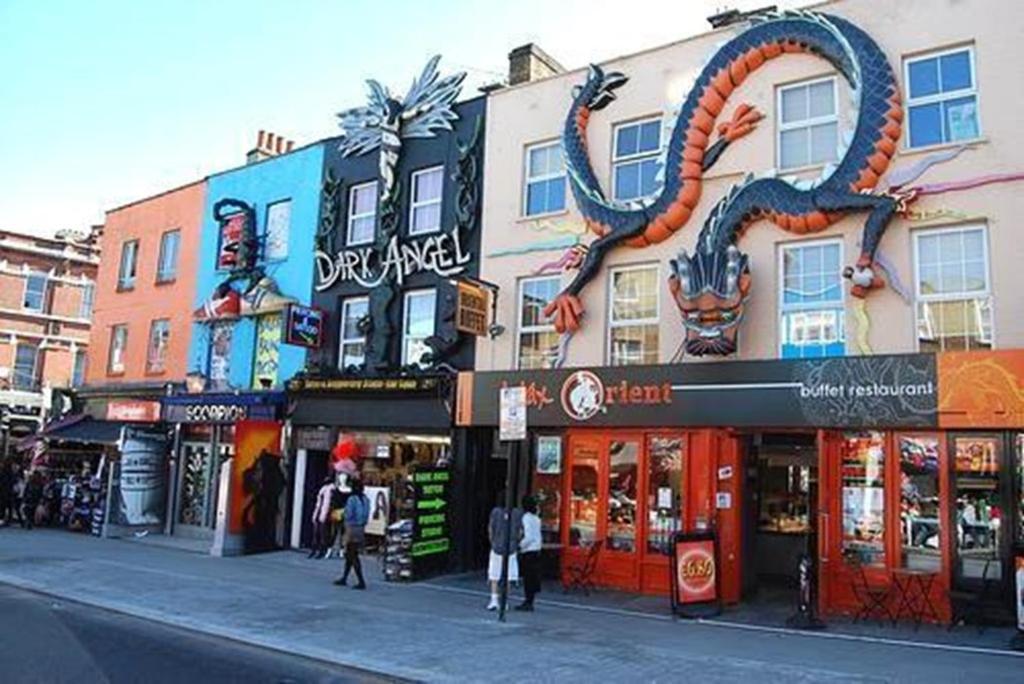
[457,351,1024,623]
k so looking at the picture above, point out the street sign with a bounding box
[499,386,527,441]
[455,280,490,336]
[411,468,451,560]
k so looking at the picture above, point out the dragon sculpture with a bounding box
[545,10,906,356]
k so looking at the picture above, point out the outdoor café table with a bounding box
[891,569,940,629]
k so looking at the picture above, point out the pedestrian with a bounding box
[0,460,13,526]
[10,465,25,526]
[22,471,43,530]
[334,478,369,589]
[516,494,543,612]
[486,490,523,611]
[309,476,335,558]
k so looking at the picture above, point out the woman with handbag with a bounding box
[334,478,369,589]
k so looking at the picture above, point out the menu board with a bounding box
[842,432,886,565]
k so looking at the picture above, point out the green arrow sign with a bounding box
[416,498,447,511]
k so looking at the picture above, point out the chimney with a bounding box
[507,44,565,86]
[246,129,296,164]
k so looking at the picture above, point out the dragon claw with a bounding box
[717,103,764,142]
[843,262,886,298]
[543,293,584,333]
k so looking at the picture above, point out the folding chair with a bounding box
[563,538,604,595]
[844,550,894,625]
[949,557,996,633]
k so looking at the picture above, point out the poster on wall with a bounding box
[365,486,390,537]
[954,436,1000,474]
[111,427,168,527]
[233,420,285,554]
[669,531,721,618]
[536,436,562,474]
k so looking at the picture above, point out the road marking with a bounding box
[419,581,1024,659]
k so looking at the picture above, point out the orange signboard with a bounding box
[937,350,1024,429]
[106,400,161,423]
[673,537,717,605]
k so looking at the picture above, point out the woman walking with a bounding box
[334,478,369,589]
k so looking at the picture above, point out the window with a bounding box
[347,182,377,246]
[72,349,87,387]
[402,289,435,368]
[779,240,845,358]
[517,276,560,369]
[841,431,886,567]
[146,319,170,374]
[914,225,991,351]
[252,313,281,389]
[899,434,942,572]
[339,296,369,370]
[12,343,39,390]
[608,265,658,366]
[646,436,683,555]
[79,282,94,319]
[409,167,443,236]
[607,438,640,552]
[208,322,233,391]
[523,142,566,217]
[108,325,128,374]
[777,77,838,170]
[264,200,291,260]
[156,230,181,282]
[953,436,1003,580]
[613,117,662,201]
[118,240,139,290]
[22,272,48,312]
[905,47,979,148]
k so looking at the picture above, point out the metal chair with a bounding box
[948,556,997,633]
[563,538,604,595]
[843,549,894,625]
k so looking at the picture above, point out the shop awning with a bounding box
[43,416,130,445]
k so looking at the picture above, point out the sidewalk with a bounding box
[0,529,1021,683]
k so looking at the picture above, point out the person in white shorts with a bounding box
[487,492,523,610]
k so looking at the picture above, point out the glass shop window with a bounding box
[953,435,1003,581]
[523,141,566,217]
[568,442,599,548]
[646,436,683,555]
[534,436,563,546]
[780,240,844,359]
[899,434,942,571]
[607,439,639,553]
[608,265,659,366]
[777,77,838,170]
[612,117,662,201]
[517,275,560,370]
[841,431,886,567]
[347,182,378,246]
[905,47,980,148]
[915,225,991,352]
[409,166,443,236]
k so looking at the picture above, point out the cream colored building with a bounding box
[475,0,1024,372]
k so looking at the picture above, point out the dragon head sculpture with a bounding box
[669,245,751,356]
[571,64,629,112]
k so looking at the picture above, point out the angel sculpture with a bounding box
[337,55,466,205]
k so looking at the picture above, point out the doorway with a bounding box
[743,432,818,603]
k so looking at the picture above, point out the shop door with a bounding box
[949,433,1012,600]
[640,434,686,594]
[177,441,216,532]
[564,432,643,591]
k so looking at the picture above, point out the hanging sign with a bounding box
[669,531,722,617]
[499,386,527,441]
[314,230,472,291]
[213,199,257,273]
[283,304,325,349]
[455,280,489,336]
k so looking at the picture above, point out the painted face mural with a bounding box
[669,246,751,356]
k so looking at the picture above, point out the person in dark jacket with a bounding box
[21,471,43,530]
[334,478,369,589]
[0,460,13,525]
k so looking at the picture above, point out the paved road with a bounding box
[0,583,400,684]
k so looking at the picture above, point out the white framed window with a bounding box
[12,342,39,390]
[108,325,128,374]
[118,240,139,290]
[402,289,436,368]
[339,296,369,370]
[777,77,838,170]
[264,200,291,260]
[72,349,87,387]
[346,182,378,246]
[905,46,980,149]
[22,271,48,312]
[914,225,991,351]
[146,319,170,374]
[409,166,444,236]
[613,117,662,201]
[779,239,845,359]
[523,141,566,217]
[79,282,94,319]
[517,276,561,370]
[156,229,181,282]
[608,265,659,366]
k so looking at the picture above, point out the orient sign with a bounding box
[314,231,471,291]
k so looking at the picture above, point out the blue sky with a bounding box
[0,0,792,236]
